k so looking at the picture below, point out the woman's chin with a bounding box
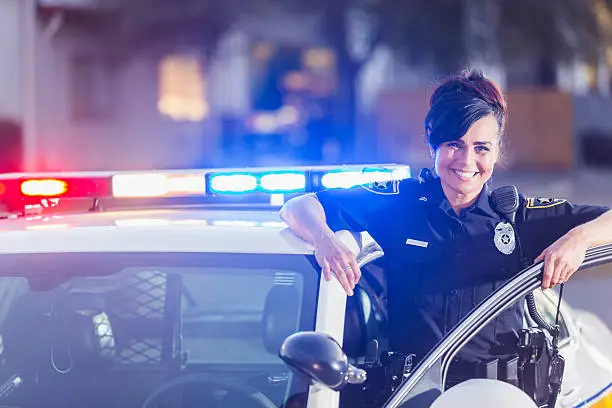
[444,178,484,196]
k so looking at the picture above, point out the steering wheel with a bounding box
[141,373,278,408]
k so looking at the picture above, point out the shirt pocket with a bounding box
[401,235,442,264]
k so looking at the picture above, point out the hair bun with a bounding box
[466,68,486,82]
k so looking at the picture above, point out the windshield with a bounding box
[0,252,319,408]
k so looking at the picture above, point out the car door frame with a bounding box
[306,233,385,408]
[382,243,612,408]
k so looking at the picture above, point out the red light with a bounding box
[21,179,68,197]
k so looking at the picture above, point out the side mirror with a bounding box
[279,331,366,391]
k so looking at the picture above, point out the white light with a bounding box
[112,173,205,198]
[165,175,206,194]
[260,173,306,192]
[212,220,258,227]
[261,221,287,228]
[210,174,257,193]
[320,170,364,189]
[320,166,410,189]
[114,219,172,227]
[113,174,167,197]
[392,167,411,180]
[115,218,208,227]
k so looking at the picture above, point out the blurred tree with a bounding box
[101,0,612,155]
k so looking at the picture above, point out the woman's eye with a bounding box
[447,142,461,149]
[475,145,490,152]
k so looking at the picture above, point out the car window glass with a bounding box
[531,289,570,341]
[340,255,390,408]
[0,252,319,408]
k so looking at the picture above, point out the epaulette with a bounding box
[525,197,567,209]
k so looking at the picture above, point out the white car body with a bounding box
[0,174,611,407]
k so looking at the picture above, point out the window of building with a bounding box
[157,54,208,122]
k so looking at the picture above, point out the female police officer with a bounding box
[279,69,612,367]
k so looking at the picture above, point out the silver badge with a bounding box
[494,222,516,255]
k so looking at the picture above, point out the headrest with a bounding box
[0,292,115,372]
[262,285,300,355]
[431,379,538,408]
[51,292,116,371]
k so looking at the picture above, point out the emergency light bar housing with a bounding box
[0,164,411,216]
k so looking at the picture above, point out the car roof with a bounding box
[0,207,315,255]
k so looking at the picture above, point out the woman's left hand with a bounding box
[534,228,589,289]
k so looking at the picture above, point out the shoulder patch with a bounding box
[526,197,567,209]
[361,179,401,195]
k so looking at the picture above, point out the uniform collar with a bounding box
[423,176,499,220]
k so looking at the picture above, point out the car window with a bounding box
[0,252,319,408]
[342,259,389,357]
[531,289,570,341]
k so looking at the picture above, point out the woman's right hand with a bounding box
[313,232,361,296]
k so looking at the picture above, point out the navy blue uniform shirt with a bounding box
[316,176,609,362]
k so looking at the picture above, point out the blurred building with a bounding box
[0,0,219,171]
[0,0,611,171]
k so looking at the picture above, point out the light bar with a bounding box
[0,164,411,214]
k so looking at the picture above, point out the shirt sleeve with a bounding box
[518,197,610,260]
[315,179,414,233]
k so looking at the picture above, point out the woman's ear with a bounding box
[429,147,435,159]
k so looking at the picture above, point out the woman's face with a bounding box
[433,115,500,198]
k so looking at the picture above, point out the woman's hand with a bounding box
[535,228,589,289]
[314,232,361,296]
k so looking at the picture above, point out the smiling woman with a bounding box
[279,68,612,401]
[425,70,506,216]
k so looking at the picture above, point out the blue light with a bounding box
[260,172,306,193]
[210,173,258,193]
[209,171,306,194]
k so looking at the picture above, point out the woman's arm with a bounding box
[536,209,612,289]
[574,209,612,248]
[279,194,334,245]
[280,194,361,294]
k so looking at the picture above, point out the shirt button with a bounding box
[451,289,459,296]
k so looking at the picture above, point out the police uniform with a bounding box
[316,174,609,364]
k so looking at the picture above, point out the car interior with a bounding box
[0,271,308,408]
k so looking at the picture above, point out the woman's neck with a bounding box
[441,183,481,216]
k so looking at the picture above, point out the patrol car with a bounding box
[0,165,610,408]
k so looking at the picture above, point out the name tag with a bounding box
[405,238,429,248]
